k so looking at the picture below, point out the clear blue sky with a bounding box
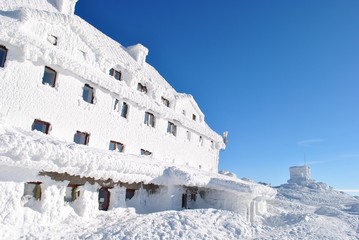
[76,1,359,192]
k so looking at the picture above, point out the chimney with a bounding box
[55,0,78,15]
[127,44,149,66]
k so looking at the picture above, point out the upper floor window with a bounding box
[83,84,94,104]
[109,140,124,152]
[137,83,147,94]
[199,136,203,146]
[161,97,170,107]
[42,66,57,87]
[74,131,90,145]
[32,119,51,134]
[121,102,128,118]
[186,130,191,141]
[114,100,128,118]
[192,114,197,121]
[141,149,152,156]
[182,110,186,116]
[167,121,177,136]
[0,45,7,68]
[144,112,155,127]
[47,34,57,46]
[211,141,215,149]
[109,68,122,81]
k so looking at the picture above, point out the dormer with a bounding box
[127,44,149,66]
[175,94,205,124]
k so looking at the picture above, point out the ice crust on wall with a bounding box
[0,6,225,173]
[0,125,275,197]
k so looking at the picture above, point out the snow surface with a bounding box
[1,179,358,239]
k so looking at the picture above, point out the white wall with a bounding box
[0,16,222,172]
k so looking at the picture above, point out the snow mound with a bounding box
[315,206,342,217]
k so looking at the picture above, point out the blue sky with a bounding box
[76,1,359,192]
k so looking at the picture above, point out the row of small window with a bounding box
[23,182,136,211]
[32,119,153,155]
[1,46,198,124]
[45,35,171,110]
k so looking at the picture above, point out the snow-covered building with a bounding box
[0,0,275,224]
[287,165,313,185]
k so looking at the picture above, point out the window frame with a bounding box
[83,84,94,104]
[141,149,152,156]
[74,131,90,145]
[120,102,128,118]
[137,83,147,94]
[167,121,177,136]
[199,136,203,146]
[0,45,7,68]
[161,97,170,107]
[144,111,155,127]
[186,130,191,141]
[109,140,125,152]
[47,34,58,46]
[109,68,122,81]
[32,119,51,134]
[42,66,57,87]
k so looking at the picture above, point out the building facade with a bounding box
[0,0,275,225]
[0,0,225,173]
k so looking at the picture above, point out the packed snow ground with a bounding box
[2,182,358,239]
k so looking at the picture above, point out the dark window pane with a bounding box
[74,132,88,145]
[110,68,121,80]
[83,84,94,104]
[32,120,50,134]
[121,102,128,118]
[109,141,116,151]
[0,46,7,68]
[42,67,56,87]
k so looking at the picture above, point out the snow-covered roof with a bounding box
[0,125,274,198]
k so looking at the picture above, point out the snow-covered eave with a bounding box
[0,9,224,145]
[0,125,270,198]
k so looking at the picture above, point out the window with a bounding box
[192,114,197,121]
[74,131,90,145]
[144,112,155,127]
[199,136,203,146]
[23,182,42,200]
[114,99,119,110]
[161,97,170,107]
[126,189,135,200]
[64,185,80,202]
[182,110,186,116]
[114,100,128,118]
[32,119,51,134]
[186,131,191,141]
[47,34,57,45]
[137,83,147,93]
[42,66,57,87]
[211,141,215,149]
[109,68,121,81]
[83,84,94,104]
[109,140,124,152]
[141,149,152,156]
[0,45,7,68]
[121,102,128,118]
[167,121,177,136]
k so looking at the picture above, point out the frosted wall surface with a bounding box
[0,5,225,173]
